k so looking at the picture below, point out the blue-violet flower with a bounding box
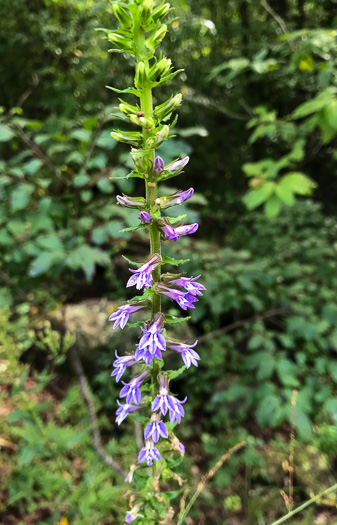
[109,303,146,329]
[127,253,161,290]
[167,339,200,368]
[156,284,198,310]
[111,351,137,382]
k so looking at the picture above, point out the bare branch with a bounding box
[261,0,295,50]
[69,346,128,479]
[198,307,288,344]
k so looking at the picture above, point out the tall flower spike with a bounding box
[106,1,205,520]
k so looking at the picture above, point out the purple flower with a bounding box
[115,400,140,425]
[109,303,146,329]
[126,254,161,290]
[111,351,137,382]
[139,314,166,352]
[119,370,148,405]
[144,420,168,443]
[116,194,146,209]
[154,155,165,175]
[156,284,198,310]
[125,505,142,523]
[158,187,194,210]
[167,339,200,368]
[151,375,187,423]
[159,221,198,242]
[139,211,152,225]
[125,513,133,523]
[138,440,161,466]
[165,156,189,172]
[166,275,206,297]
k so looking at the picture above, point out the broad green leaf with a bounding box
[70,129,92,142]
[275,179,295,206]
[264,195,282,218]
[281,172,316,195]
[323,98,337,129]
[10,184,34,212]
[29,251,63,277]
[243,181,275,210]
[292,90,332,119]
[74,174,90,187]
[23,159,43,175]
[36,235,63,252]
[276,359,299,387]
[0,124,15,142]
[294,411,312,439]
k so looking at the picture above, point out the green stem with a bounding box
[133,11,161,317]
[269,482,337,525]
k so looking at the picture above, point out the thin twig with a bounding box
[177,441,246,525]
[69,346,127,478]
[261,0,295,50]
[198,307,288,344]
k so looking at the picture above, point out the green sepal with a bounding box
[106,85,140,97]
[168,214,187,224]
[126,320,146,328]
[110,170,144,180]
[130,289,154,302]
[165,315,191,324]
[122,255,142,267]
[161,256,190,265]
[119,224,142,233]
[167,365,186,380]
[158,167,185,181]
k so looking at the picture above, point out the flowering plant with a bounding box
[103,1,205,521]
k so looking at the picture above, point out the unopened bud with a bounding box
[129,114,154,130]
[147,125,170,148]
[154,156,165,175]
[111,3,132,29]
[118,99,140,116]
[108,32,133,52]
[111,130,142,146]
[116,194,146,209]
[140,0,153,24]
[154,93,182,120]
[146,25,167,53]
[158,188,194,209]
[165,156,189,172]
[148,57,172,82]
[135,61,148,88]
[152,2,170,22]
[131,149,148,173]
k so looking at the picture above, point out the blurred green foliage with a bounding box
[1,0,337,523]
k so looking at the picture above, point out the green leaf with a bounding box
[167,365,186,380]
[0,124,15,142]
[97,178,113,193]
[165,315,191,324]
[275,178,295,206]
[10,184,34,212]
[29,251,63,277]
[294,411,312,439]
[280,172,316,195]
[168,214,187,224]
[243,182,275,210]
[292,90,332,119]
[119,224,142,233]
[329,362,337,383]
[23,159,43,175]
[70,129,92,142]
[66,246,110,279]
[36,235,63,252]
[264,195,282,218]
[106,85,140,97]
[276,359,300,387]
[323,98,337,129]
[74,174,90,187]
[162,256,190,265]
[256,396,280,427]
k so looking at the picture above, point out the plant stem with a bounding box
[269,482,337,525]
[134,10,161,317]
